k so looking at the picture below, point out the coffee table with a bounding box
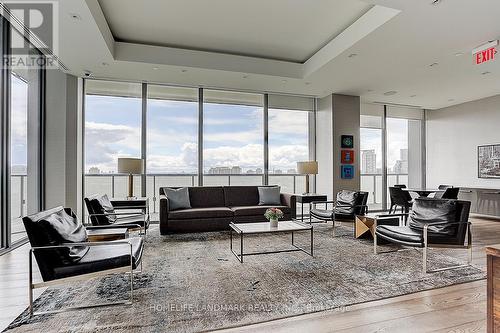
[229,221,313,263]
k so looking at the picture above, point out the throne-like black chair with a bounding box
[374,198,472,273]
[23,206,144,316]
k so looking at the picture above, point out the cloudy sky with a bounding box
[11,75,28,170]
[85,95,309,174]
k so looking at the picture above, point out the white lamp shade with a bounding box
[117,158,144,174]
[297,161,318,175]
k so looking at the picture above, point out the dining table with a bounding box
[403,188,444,197]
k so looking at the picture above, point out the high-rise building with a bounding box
[231,166,242,174]
[361,150,377,174]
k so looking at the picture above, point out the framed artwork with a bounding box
[341,135,354,148]
[341,150,354,164]
[478,144,500,179]
[341,165,354,179]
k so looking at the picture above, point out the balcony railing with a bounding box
[84,173,307,214]
[361,173,408,210]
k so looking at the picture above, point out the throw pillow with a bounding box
[165,187,192,211]
[258,186,281,206]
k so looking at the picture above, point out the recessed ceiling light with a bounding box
[242,75,249,79]
[410,94,417,98]
[181,69,188,73]
[69,13,81,20]
[429,62,439,67]
[481,71,491,75]
[281,79,287,84]
[348,53,358,58]
[101,62,109,66]
[383,91,397,96]
[448,98,455,102]
[305,82,311,85]
[153,66,159,70]
[431,0,443,5]
[454,52,463,57]
[367,89,373,92]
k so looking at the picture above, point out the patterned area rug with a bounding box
[5,224,485,333]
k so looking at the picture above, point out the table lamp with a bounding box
[297,161,318,194]
[117,157,144,198]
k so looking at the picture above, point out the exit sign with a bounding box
[473,40,498,65]
[475,47,496,64]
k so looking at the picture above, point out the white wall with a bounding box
[45,70,83,216]
[315,94,360,199]
[316,95,333,198]
[426,94,500,188]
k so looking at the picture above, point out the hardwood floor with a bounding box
[0,216,499,332]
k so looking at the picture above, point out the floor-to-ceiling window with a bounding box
[146,85,199,211]
[83,80,314,217]
[360,112,383,210]
[360,104,423,211]
[1,22,45,251]
[84,80,143,203]
[203,90,264,186]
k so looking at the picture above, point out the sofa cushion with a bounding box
[231,205,290,217]
[336,190,359,214]
[168,207,233,219]
[409,198,458,235]
[258,186,281,205]
[53,237,143,280]
[223,186,260,207]
[23,207,89,266]
[164,187,191,211]
[376,225,423,244]
[188,187,225,208]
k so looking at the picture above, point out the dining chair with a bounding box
[388,186,413,215]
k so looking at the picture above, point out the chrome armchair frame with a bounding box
[29,240,136,317]
[309,200,369,236]
[373,214,473,273]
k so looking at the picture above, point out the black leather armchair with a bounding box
[23,206,144,316]
[85,194,150,234]
[309,190,369,236]
[374,198,472,273]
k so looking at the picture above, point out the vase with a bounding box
[270,218,278,228]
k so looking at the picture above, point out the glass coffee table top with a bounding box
[229,220,312,234]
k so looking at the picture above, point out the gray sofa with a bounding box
[159,186,296,234]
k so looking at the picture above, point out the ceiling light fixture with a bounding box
[69,13,81,20]
[481,71,491,75]
[153,66,159,70]
[242,75,249,79]
[448,98,455,102]
[305,82,311,85]
[101,62,109,66]
[383,91,397,96]
[431,0,443,5]
[281,79,287,84]
[454,52,463,57]
[348,53,357,58]
[410,94,417,98]
[181,69,188,73]
[429,62,439,67]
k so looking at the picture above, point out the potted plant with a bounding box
[264,208,284,228]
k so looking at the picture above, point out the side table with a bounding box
[295,193,328,222]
